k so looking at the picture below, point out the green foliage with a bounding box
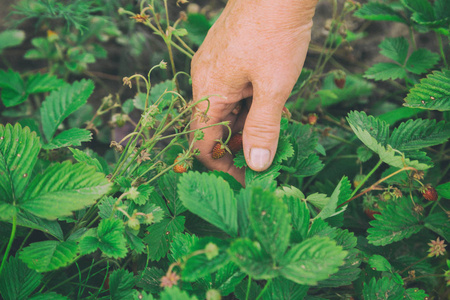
[19,240,78,272]
[404,70,450,111]
[178,172,237,237]
[0,30,25,53]
[144,216,185,261]
[109,269,135,300]
[367,197,424,246]
[363,277,404,300]
[354,2,407,23]
[0,256,42,300]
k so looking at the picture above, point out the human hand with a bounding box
[190,0,318,185]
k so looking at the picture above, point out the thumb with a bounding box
[243,93,285,172]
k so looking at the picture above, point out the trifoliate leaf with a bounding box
[19,240,78,272]
[363,277,404,300]
[354,2,407,23]
[40,79,94,142]
[80,218,127,258]
[144,216,185,261]
[367,197,424,246]
[389,119,450,151]
[20,161,111,220]
[379,37,409,65]
[404,70,450,111]
[0,123,40,207]
[405,49,440,75]
[228,238,277,280]
[250,188,291,261]
[178,172,237,237]
[369,254,392,272]
[280,236,347,286]
[364,63,406,81]
[0,256,42,300]
[109,269,135,300]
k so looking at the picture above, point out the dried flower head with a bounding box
[110,141,124,153]
[131,14,149,23]
[413,170,425,180]
[137,150,151,164]
[428,237,447,257]
[194,108,211,123]
[392,187,403,198]
[160,271,180,288]
[123,77,132,88]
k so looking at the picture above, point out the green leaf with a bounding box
[136,267,165,294]
[158,171,186,216]
[367,197,424,246]
[282,191,309,240]
[26,73,64,94]
[169,233,199,263]
[369,254,392,272]
[272,136,294,164]
[144,216,185,261]
[228,238,277,279]
[213,262,245,296]
[20,161,111,220]
[0,256,42,300]
[379,37,409,64]
[405,49,440,74]
[182,237,230,281]
[69,147,103,173]
[16,211,63,241]
[378,107,422,125]
[317,229,361,287]
[43,128,92,150]
[347,111,431,170]
[133,80,175,111]
[354,2,407,23]
[0,123,41,206]
[436,182,450,199]
[316,176,351,220]
[0,30,25,53]
[184,13,212,46]
[250,188,291,261]
[363,277,404,300]
[80,218,128,258]
[389,119,450,151]
[160,287,198,300]
[178,172,237,237]
[280,236,347,286]
[19,240,78,272]
[404,288,429,300]
[424,211,450,241]
[364,63,406,81]
[262,277,309,300]
[404,70,450,111]
[40,79,94,142]
[109,269,135,300]
[0,69,27,107]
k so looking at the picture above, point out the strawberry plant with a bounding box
[0,0,449,299]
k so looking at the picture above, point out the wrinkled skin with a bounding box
[191,0,318,185]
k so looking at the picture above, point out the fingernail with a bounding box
[249,148,271,170]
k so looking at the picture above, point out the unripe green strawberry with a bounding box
[420,185,438,201]
[128,218,140,231]
[353,174,365,188]
[212,142,226,159]
[227,133,243,154]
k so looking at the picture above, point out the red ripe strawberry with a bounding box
[420,185,438,201]
[227,133,243,154]
[212,142,226,159]
[334,78,346,89]
[308,113,318,125]
[173,155,189,173]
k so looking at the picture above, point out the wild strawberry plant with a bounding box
[0,0,449,299]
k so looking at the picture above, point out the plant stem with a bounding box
[245,276,252,300]
[256,279,272,300]
[436,33,448,68]
[349,160,382,198]
[0,213,17,276]
[18,229,34,252]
